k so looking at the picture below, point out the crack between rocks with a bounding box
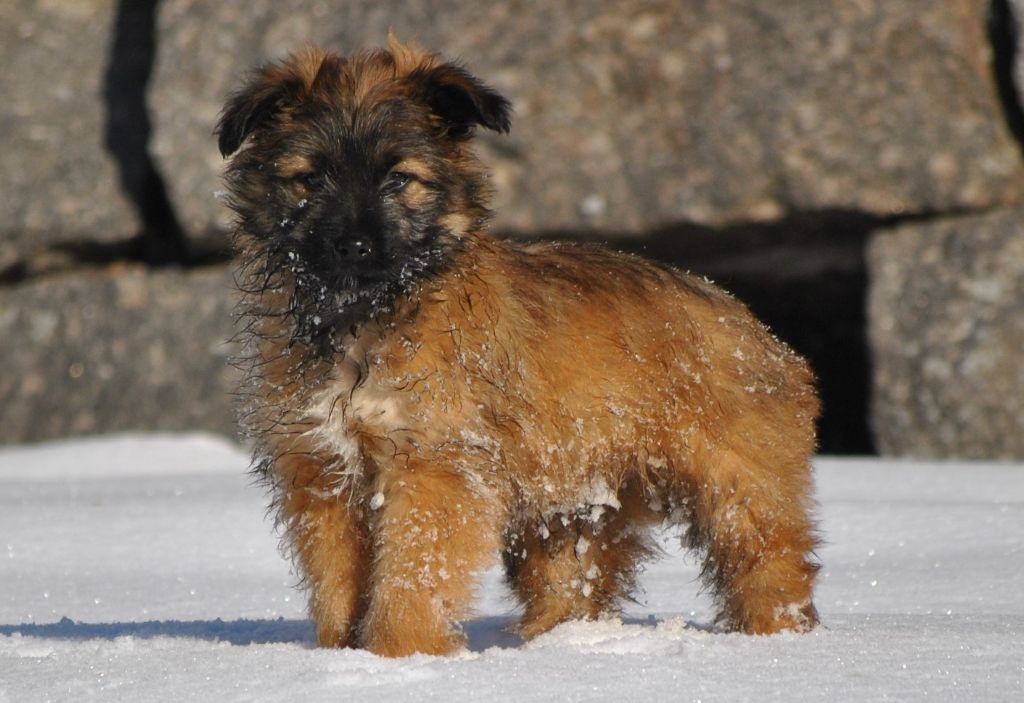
[503,206,991,279]
[103,0,190,267]
[990,0,1024,156]
[9,204,984,454]
[0,205,995,289]
[0,235,230,286]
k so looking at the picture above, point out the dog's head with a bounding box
[218,39,510,338]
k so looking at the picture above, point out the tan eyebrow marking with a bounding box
[274,154,314,178]
[399,181,431,209]
[437,212,473,237]
[390,157,434,181]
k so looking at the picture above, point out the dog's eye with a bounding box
[382,171,412,193]
[293,171,323,188]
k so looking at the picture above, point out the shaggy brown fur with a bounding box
[218,38,821,657]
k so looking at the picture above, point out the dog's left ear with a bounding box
[417,63,512,137]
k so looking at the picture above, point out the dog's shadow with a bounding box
[0,614,710,651]
[0,616,316,646]
[0,615,524,651]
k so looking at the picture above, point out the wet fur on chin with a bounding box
[219,38,822,657]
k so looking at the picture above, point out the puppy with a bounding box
[217,38,821,657]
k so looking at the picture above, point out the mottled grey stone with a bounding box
[151,0,1024,239]
[868,207,1024,459]
[0,266,239,444]
[0,0,141,269]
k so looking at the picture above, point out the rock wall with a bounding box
[153,0,1021,235]
[869,207,1024,459]
[0,266,237,442]
[2,0,1023,456]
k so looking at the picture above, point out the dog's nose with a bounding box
[336,239,373,261]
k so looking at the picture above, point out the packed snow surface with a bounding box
[2,434,1022,702]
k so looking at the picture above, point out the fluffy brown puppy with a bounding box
[218,39,821,657]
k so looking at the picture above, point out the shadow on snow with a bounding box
[0,615,526,650]
[0,615,716,650]
[0,616,316,646]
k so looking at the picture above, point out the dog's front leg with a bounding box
[359,458,500,657]
[278,482,371,648]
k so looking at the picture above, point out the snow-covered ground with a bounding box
[1,434,1022,702]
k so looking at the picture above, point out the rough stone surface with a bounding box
[0,266,239,444]
[0,0,141,270]
[152,0,1024,239]
[868,207,1024,459]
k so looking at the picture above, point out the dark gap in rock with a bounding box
[0,235,231,286]
[0,261,28,286]
[989,0,1024,154]
[103,0,190,266]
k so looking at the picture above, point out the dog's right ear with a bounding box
[217,77,284,157]
[217,72,293,157]
[218,49,341,156]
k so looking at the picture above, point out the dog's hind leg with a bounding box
[505,479,658,639]
[679,446,820,634]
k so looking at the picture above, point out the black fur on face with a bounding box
[217,44,511,355]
